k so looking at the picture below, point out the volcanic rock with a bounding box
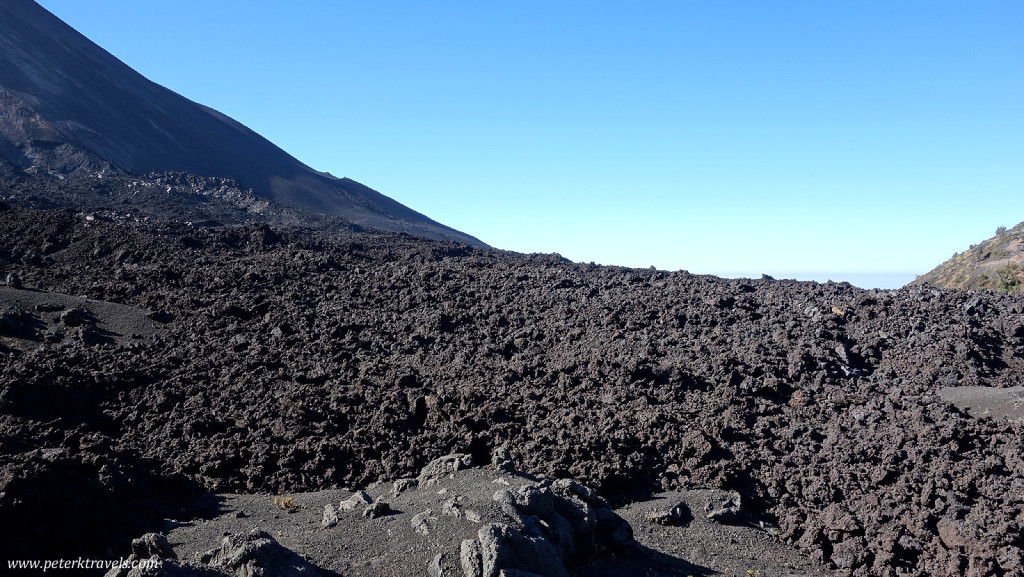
[2,202,1024,575]
[704,490,743,523]
[5,271,21,288]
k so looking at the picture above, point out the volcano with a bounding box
[0,0,481,245]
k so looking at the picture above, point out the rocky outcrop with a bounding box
[460,472,633,576]
[106,455,633,577]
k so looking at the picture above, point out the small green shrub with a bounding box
[994,264,1024,293]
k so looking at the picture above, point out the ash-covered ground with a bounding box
[1,200,1022,576]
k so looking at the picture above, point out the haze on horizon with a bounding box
[36,1,1024,289]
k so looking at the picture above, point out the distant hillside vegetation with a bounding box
[913,222,1024,293]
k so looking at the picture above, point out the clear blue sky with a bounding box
[37,1,1024,288]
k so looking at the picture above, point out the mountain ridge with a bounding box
[0,0,483,245]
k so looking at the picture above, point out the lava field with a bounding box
[1,201,1023,575]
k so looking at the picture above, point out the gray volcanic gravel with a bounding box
[116,458,833,577]
[1,199,1023,576]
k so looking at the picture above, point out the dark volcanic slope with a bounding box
[1,203,1023,575]
[0,0,481,245]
